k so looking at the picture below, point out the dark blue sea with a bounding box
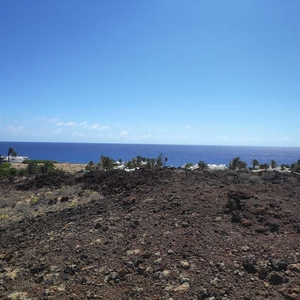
[0,142,299,167]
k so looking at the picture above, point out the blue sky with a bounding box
[1,0,300,146]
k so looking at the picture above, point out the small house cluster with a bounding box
[0,156,30,163]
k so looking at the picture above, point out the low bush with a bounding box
[291,160,300,173]
[198,160,207,171]
[185,163,193,169]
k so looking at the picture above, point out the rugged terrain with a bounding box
[0,168,300,300]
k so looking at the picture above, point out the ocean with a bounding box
[0,142,299,167]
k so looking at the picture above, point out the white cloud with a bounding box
[130,134,152,141]
[99,125,109,130]
[65,122,76,126]
[72,132,84,137]
[120,131,128,137]
[90,123,100,129]
[185,125,190,129]
[219,135,230,142]
[250,137,262,141]
[8,125,24,133]
[54,129,62,135]
[36,117,59,123]
[90,123,109,130]
[56,121,88,127]
[48,118,109,131]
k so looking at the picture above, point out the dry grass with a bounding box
[0,181,104,225]
[10,163,86,173]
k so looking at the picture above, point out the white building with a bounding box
[1,156,30,163]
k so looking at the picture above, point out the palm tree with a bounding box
[157,153,165,167]
[229,157,247,170]
[136,156,142,165]
[270,160,278,169]
[7,147,17,162]
[252,159,259,170]
[99,155,116,170]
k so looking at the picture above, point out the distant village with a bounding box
[0,147,29,164]
[0,155,30,163]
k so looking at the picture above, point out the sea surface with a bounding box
[0,142,299,167]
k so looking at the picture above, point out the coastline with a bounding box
[1,142,300,167]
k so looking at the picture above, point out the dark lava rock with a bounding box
[243,255,258,274]
[226,198,241,212]
[258,266,268,279]
[255,226,268,233]
[231,210,242,223]
[198,287,210,299]
[182,221,189,227]
[64,265,77,276]
[48,198,58,205]
[287,254,298,265]
[227,191,252,200]
[267,221,279,232]
[270,258,288,271]
[94,222,102,229]
[60,196,69,203]
[268,271,285,285]
[30,265,46,274]
[293,223,300,234]
[243,294,252,300]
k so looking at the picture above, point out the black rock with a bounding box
[243,255,258,274]
[198,287,209,300]
[270,258,288,271]
[268,271,285,285]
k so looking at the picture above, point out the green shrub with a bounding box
[26,161,39,175]
[291,160,300,173]
[0,163,10,169]
[185,163,193,169]
[0,163,17,177]
[198,160,207,171]
[260,163,269,170]
[39,161,55,174]
[9,168,18,176]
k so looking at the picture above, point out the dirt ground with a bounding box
[0,168,300,300]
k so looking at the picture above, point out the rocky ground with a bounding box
[0,168,300,300]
